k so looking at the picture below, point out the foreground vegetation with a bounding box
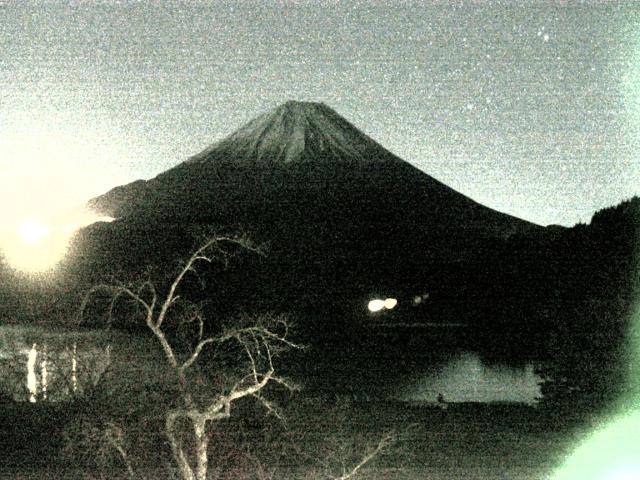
[1,393,595,479]
[0,198,637,479]
[0,236,579,479]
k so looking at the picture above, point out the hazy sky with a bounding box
[1,0,639,226]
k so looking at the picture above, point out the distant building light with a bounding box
[368,297,398,313]
[368,299,386,312]
[384,298,398,309]
[412,293,430,306]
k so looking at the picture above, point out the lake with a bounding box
[0,325,542,405]
[396,351,541,405]
[0,324,166,404]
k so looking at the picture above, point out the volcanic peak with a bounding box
[89,100,538,237]
[186,100,397,167]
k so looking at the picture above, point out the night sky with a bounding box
[1,1,639,227]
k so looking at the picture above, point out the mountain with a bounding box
[24,103,640,404]
[90,100,535,234]
[82,101,542,317]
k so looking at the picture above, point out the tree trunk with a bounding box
[194,418,209,480]
[167,411,196,480]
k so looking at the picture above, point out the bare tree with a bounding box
[79,236,302,480]
[326,431,397,480]
[298,397,403,480]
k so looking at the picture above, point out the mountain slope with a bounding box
[186,100,388,166]
[80,101,545,318]
[89,101,535,237]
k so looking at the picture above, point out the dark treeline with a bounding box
[535,198,639,408]
[402,197,639,409]
[458,197,639,409]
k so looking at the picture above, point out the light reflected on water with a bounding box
[400,352,542,404]
[25,343,75,403]
[1,334,111,403]
[71,342,77,393]
[41,345,48,401]
[26,344,38,403]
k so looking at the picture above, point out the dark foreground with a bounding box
[0,397,597,480]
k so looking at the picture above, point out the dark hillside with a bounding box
[78,101,540,322]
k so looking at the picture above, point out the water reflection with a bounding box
[0,327,111,403]
[2,326,542,405]
[399,351,542,405]
[27,344,38,402]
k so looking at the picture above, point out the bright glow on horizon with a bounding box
[553,410,640,480]
[27,344,37,403]
[1,121,126,222]
[17,219,50,244]
[3,222,70,273]
[1,210,114,273]
[0,117,123,272]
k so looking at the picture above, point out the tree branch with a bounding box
[166,411,196,480]
[79,235,292,480]
[156,235,259,329]
[330,432,396,480]
[180,338,217,372]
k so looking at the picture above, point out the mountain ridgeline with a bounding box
[78,103,638,340]
[83,101,540,310]
[90,101,535,240]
